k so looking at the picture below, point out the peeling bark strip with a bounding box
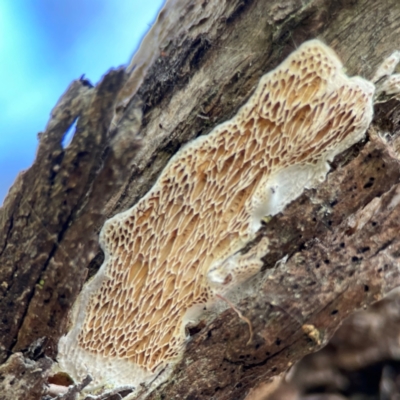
[1,0,400,399]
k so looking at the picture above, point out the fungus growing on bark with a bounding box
[57,40,374,390]
[372,50,400,96]
[372,50,400,83]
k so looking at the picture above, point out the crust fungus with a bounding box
[57,40,374,391]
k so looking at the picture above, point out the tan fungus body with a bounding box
[58,40,374,390]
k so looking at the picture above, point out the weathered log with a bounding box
[1,0,400,399]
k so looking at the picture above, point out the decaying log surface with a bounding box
[260,292,400,399]
[1,0,400,399]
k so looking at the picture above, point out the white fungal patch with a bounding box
[372,50,400,83]
[57,40,374,391]
[377,73,400,96]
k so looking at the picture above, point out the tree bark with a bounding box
[1,0,400,399]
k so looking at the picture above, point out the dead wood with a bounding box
[1,0,400,399]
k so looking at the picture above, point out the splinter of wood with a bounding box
[216,293,254,345]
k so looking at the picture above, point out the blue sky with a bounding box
[0,0,164,204]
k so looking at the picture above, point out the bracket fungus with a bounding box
[57,40,375,391]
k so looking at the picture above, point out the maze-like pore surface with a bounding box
[58,40,374,387]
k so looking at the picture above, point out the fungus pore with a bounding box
[58,40,374,390]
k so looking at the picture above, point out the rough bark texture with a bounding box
[1,0,400,399]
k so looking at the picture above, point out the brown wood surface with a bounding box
[1,0,400,399]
